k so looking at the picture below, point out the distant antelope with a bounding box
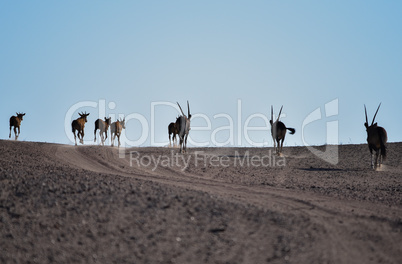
[364,103,387,169]
[72,112,90,145]
[94,117,112,146]
[9,112,25,140]
[270,106,295,155]
[168,121,179,147]
[176,101,191,153]
[111,118,126,147]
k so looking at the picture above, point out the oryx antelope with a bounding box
[168,121,179,147]
[72,112,90,145]
[364,103,387,169]
[270,106,295,155]
[111,118,126,147]
[176,101,191,153]
[94,117,112,145]
[9,112,25,140]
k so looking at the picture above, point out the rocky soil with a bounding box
[1,140,401,263]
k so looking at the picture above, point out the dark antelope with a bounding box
[168,121,179,147]
[111,118,126,147]
[94,117,112,145]
[72,112,90,145]
[9,112,25,140]
[176,101,191,153]
[364,103,387,169]
[270,106,295,155]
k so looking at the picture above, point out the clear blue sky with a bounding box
[1,1,401,147]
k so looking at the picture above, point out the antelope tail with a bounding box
[379,129,387,160]
[287,127,296,135]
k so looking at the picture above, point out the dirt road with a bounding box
[1,140,401,263]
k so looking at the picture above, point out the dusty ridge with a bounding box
[1,140,401,263]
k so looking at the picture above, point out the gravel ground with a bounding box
[0,140,401,263]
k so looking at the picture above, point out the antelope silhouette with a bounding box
[364,103,387,169]
[270,106,295,155]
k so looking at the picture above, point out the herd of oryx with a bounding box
[8,102,387,170]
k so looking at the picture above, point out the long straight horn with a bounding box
[271,106,273,121]
[177,102,185,116]
[371,103,381,126]
[364,104,368,125]
[277,105,283,121]
[187,100,190,117]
